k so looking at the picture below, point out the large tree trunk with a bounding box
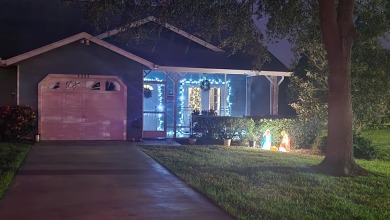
[315,0,366,176]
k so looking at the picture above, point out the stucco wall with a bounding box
[17,41,145,139]
[0,67,17,106]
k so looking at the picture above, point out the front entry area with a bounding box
[38,74,127,140]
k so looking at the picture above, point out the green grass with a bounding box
[361,128,390,160]
[0,142,31,199]
[139,145,390,220]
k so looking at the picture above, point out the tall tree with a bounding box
[315,0,360,175]
[261,0,390,175]
[288,24,390,133]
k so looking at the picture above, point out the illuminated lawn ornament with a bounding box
[279,130,290,152]
[260,129,272,150]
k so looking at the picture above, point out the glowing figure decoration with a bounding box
[260,129,272,150]
[279,130,290,152]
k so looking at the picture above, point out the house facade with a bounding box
[0,22,291,141]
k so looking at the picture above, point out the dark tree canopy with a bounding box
[68,0,270,68]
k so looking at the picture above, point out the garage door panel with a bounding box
[99,109,123,120]
[63,109,83,123]
[80,124,102,140]
[41,124,62,139]
[41,109,62,122]
[85,93,123,109]
[39,75,127,140]
[42,94,62,108]
[102,124,124,139]
[83,111,101,123]
[64,94,83,108]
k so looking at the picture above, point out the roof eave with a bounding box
[156,66,292,76]
[2,32,156,69]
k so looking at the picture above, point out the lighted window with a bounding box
[188,87,201,110]
[106,81,120,91]
[209,88,221,112]
[86,81,100,90]
[65,81,81,90]
[48,82,60,90]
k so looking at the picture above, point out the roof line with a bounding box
[156,66,292,76]
[1,33,291,77]
[96,16,225,52]
[3,32,156,69]
[95,16,155,39]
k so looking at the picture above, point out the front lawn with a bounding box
[361,128,390,160]
[140,145,390,220]
[0,142,31,199]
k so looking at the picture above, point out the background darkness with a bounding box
[0,0,93,59]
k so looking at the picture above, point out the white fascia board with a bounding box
[88,35,156,69]
[4,32,90,65]
[3,32,156,69]
[156,66,292,77]
[95,16,155,39]
[96,16,225,52]
[161,22,225,52]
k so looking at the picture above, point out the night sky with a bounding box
[0,0,92,59]
[0,0,293,67]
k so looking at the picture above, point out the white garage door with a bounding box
[38,74,127,140]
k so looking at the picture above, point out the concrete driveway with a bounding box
[0,141,234,220]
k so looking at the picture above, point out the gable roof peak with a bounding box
[2,32,156,68]
[95,16,225,52]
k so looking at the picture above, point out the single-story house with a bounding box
[0,17,291,140]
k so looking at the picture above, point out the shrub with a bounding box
[192,116,248,140]
[315,132,379,160]
[192,115,326,149]
[255,117,296,145]
[245,119,259,141]
[353,133,379,160]
[0,106,37,141]
[250,117,325,149]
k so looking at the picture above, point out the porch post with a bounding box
[224,73,227,116]
[265,75,279,115]
[173,72,178,138]
[272,76,279,115]
[246,76,254,116]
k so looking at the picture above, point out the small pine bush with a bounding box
[353,133,379,160]
[316,132,379,160]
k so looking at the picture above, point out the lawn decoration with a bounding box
[279,130,290,152]
[260,129,272,150]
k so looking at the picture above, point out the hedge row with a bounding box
[192,115,322,149]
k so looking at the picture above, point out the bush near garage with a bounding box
[0,106,37,141]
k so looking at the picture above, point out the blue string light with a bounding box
[144,73,233,137]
